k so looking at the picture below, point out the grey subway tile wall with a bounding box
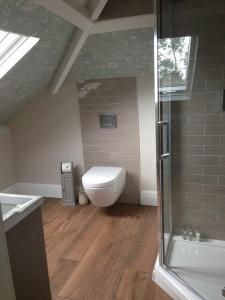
[171,0,225,239]
[78,78,140,204]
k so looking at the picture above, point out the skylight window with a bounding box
[158,36,198,97]
[0,30,39,79]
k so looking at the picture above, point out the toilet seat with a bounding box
[82,166,126,207]
[82,167,124,188]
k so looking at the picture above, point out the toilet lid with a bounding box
[82,167,124,188]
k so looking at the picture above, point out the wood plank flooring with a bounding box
[42,200,172,300]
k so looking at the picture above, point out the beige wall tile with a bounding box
[171,1,225,239]
[79,78,140,204]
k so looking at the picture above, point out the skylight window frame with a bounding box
[0,29,40,79]
[159,36,199,99]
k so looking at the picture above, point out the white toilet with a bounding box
[82,166,126,207]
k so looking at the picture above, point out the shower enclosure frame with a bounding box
[153,0,206,299]
[154,0,174,266]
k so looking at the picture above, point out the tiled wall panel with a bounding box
[78,78,140,204]
[171,0,225,239]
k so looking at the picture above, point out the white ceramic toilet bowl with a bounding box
[82,166,126,207]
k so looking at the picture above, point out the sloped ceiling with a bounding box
[0,0,153,125]
[0,0,74,123]
[70,28,154,80]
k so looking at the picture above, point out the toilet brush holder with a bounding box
[79,189,89,205]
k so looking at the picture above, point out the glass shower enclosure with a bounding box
[156,0,225,299]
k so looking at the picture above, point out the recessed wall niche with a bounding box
[78,77,140,204]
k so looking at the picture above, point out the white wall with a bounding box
[137,75,157,196]
[0,126,16,191]
[8,80,84,190]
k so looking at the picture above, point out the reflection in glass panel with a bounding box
[158,36,198,98]
[159,36,191,89]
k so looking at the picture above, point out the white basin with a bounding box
[0,193,43,231]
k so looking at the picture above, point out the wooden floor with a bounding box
[42,200,172,300]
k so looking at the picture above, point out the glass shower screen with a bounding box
[156,0,225,299]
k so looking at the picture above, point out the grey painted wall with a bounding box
[8,80,84,189]
[0,127,16,190]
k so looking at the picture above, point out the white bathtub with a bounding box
[0,193,43,231]
[153,236,225,300]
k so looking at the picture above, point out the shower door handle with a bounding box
[158,121,170,159]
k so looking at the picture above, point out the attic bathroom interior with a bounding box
[0,0,225,300]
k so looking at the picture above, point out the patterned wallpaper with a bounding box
[0,0,74,123]
[71,28,154,80]
[0,0,153,124]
